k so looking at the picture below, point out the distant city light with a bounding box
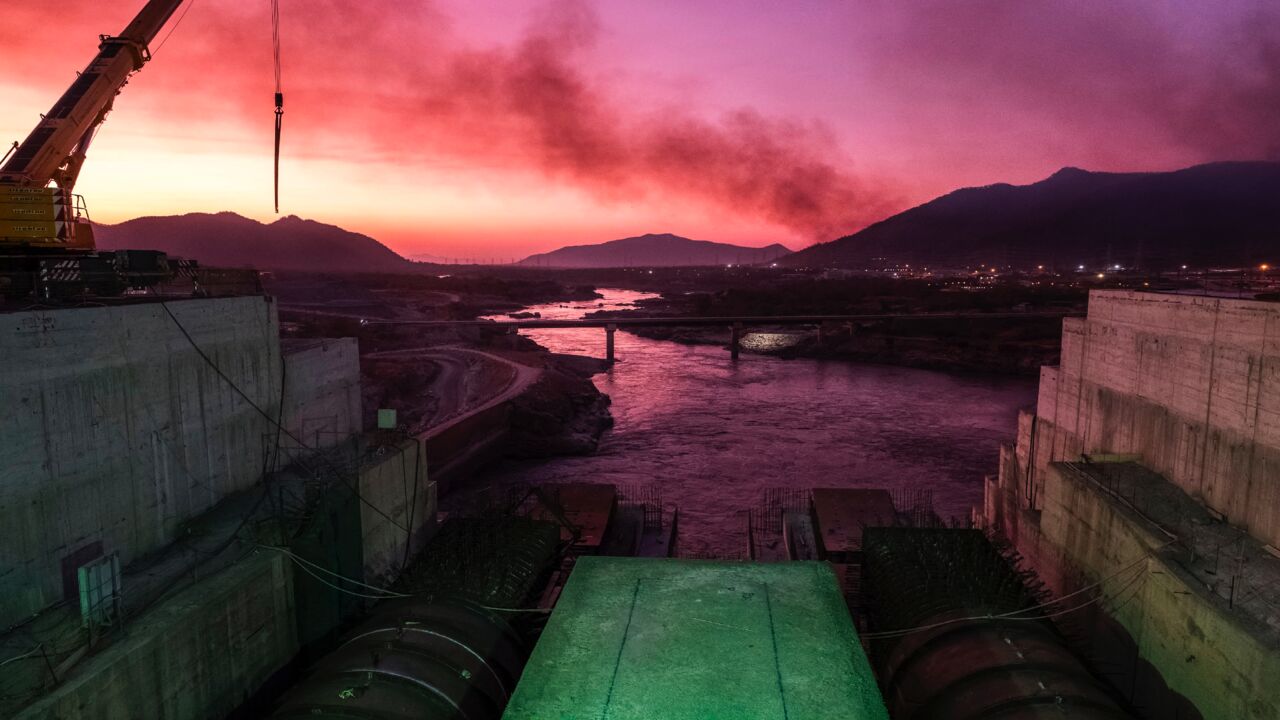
[1181,265,1188,270]
[1096,273,1105,279]
[1037,265,1044,270]
[1077,264,1085,270]
[1114,264,1122,270]
[1262,264,1271,271]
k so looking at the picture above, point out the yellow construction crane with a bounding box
[0,0,282,297]
[2,0,188,249]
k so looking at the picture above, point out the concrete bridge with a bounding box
[362,311,1077,362]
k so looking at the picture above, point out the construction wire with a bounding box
[0,645,43,669]
[398,445,423,576]
[263,544,407,597]
[261,335,290,543]
[259,545,552,613]
[862,541,1172,640]
[152,0,198,56]
[159,301,409,533]
[3,303,284,703]
[861,564,1146,641]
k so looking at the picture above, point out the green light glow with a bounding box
[503,557,888,720]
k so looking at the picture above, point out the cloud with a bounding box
[869,0,1280,161]
[339,0,897,238]
[388,3,896,239]
[2,0,892,240]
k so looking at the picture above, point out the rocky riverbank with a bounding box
[475,334,614,458]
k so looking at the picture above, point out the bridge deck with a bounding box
[362,311,1076,329]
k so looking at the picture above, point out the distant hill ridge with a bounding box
[94,212,415,273]
[780,161,1280,269]
[519,232,791,268]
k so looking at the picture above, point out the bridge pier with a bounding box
[730,322,743,360]
[605,323,616,363]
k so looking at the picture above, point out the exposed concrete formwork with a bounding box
[280,338,362,453]
[1035,462,1280,720]
[1026,291,1280,546]
[358,437,436,586]
[0,297,402,720]
[983,291,1280,720]
[15,551,298,720]
[0,297,283,628]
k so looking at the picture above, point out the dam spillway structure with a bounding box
[861,527,1132,720]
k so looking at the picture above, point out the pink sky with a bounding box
[2,1,1275,258]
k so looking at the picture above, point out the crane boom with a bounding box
[0,0,186,191]
[0,0,278,300]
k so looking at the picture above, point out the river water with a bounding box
[478,288,1036,557]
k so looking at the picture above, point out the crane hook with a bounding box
[271,0,283,213]
[274,93,283,214]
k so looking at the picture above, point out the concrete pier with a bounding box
[731,322,743,359]
[605,323,616,363]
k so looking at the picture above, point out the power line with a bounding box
[261,544,407,597]
[257,544,553,613]
[861,541,1170,640]
[0,644,43,669]
[152,0,198,56]
[158,301,408,533]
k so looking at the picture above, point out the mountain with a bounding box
[95,212,415,273]
[781,162,1280,270]
[518,233,791,268]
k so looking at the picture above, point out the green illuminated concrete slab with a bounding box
[503,557,888,720]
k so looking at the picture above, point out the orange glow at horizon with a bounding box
[0,2,876,259]
[5,74,790,258]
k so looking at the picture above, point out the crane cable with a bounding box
[272,0,284,213]
[152,0,198,56]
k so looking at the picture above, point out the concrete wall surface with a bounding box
[1031,291,1280,547]
[16,552,298,720]
[983,292,1280,719]
[0,297,282,628]
[1036,463,1280,720]
[280,338,361,453]
[358,438,436,585]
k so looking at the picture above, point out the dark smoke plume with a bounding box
[378,1,897,239]
[874,0,1280,161]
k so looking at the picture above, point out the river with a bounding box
[477,288,1037,557]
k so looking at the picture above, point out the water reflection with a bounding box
[478,289,1036,556]
[739,332,805,352]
